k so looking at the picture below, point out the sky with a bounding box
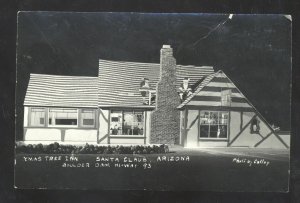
[16,12,291,138]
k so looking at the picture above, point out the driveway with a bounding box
[169,145,290,161]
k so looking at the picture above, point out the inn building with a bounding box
[23,45,290,148]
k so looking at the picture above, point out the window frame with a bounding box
[48,108,79,128]
[80,109,96,128]
[199,110,229,140]
[29,107,46,127]
[27,107,98,129]
[109,109,145,137]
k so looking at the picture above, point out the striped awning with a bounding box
[98,59,214,107]
[24,74,98,108]
[177,70,253,110]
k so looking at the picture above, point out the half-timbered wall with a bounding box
[24,106,98,143]
[98,109,109,144]
[179,71,289,149]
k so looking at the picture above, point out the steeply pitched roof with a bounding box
[177,70,252,109]
[24,74,98,108]
[177,71,223,109]
[98,59,214,107]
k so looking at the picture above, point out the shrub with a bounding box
[15,143,170,154]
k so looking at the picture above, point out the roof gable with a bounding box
[177,70,253,109]
[177,70,276,133]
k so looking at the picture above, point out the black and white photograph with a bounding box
[14,12,291,191]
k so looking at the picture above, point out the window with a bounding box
[199,111,228,139]
[49,108,78,127]
[81,109,96,127]
[221,89,232,106]
[110,110,144,136]
[250,117,260,134]
[30,108,45,126]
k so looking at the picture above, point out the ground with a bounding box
[14,147,289,192]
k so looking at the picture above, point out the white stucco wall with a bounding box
[199,141,228,148]
[24,128,98,142]
[24,128,61,141]
[109,137,145,144]
[186,110,199,147]
[24,106,28,127]
[278,134,290,147]
[256,133,286,148]
[64,129,97,142]
[229,111,241,142]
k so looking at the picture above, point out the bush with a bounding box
[16,142,169,154]
[16,143,170,154]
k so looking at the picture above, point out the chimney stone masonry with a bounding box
[150,45,181,144]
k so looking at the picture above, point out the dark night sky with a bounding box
[16,12,291,138]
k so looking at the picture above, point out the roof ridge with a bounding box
[30,73,98,79]
[99,59,214,69]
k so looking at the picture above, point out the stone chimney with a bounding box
[150,45,181,144]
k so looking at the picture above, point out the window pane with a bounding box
[83,119,94,125]
[81,109,95,127]
[219,125,227,138]
[49,108,77,126]
[219,112,228,124]
[200,111,210,124]
[209,112,218,124]
[55,119,77,125]
[200,125,209,137]
[30,108,45,126]
[210,125,218,138]
[123,111,133,135]
[110,111,122,135]
[132,111,144,135]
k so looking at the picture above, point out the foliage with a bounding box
[15,142,169,154]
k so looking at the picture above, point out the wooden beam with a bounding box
[185,105,254,112]
[197,110,200,147]
[61,129,65,142]
[28,107,31,127]
[254,132,273,147]
[227,111,231,146]
[255,131,289,149]
[184,108,188,146]
[109,136,146,139]
[96,109,99,144]
[107,110,111,144]
[273,132,289,148]
[240,111,243,131]
[98,133,109,143]
[144,111,147,145]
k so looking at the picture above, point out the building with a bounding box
[23,45,290,148]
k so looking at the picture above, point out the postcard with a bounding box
[15,12,291,191]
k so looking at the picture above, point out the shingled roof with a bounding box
[24,74,98,108]
[98,59,214,107]
[24,60,214,108]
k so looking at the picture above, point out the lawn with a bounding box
[14,148,289,192]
